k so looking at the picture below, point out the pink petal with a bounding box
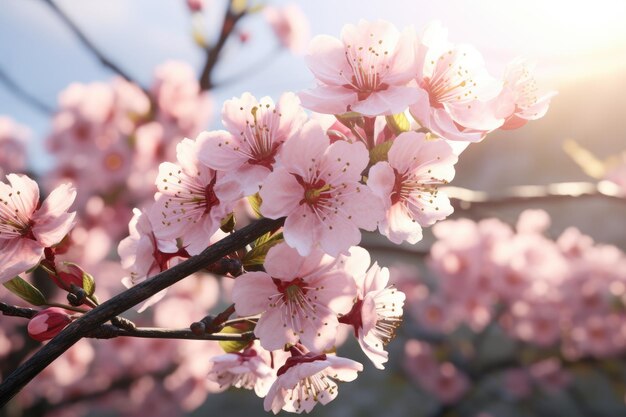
[385,202,423,244]
[0,238,44,283]
[196,130,247,171]
[232,271,277,316]
[298,85,357,115]
[255,308,297,351]
[351,86,421,116]
[278,120,329,181]
[319,140,369,184]
[222,92,259,135]
[305,35,352,86]
[259,168,302,219]
[318,212,361,257]
[367,162,395,208]
[283,204,319,256]
[5,174,39,217]
[32,211,76,248]
[264,243,305,280]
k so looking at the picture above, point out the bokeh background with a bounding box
[1,0,626,416]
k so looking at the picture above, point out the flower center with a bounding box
[295,176,332,207]
[203,176,220,214]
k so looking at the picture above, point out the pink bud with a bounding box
[186,0,204,12]
[27,307,73,342]
[52,262,86,291]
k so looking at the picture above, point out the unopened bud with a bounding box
[51,262,86,291]
[27,307,73,342]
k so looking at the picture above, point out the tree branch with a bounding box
[0,67,54,115]
[199,1,246,90]
[446,181,625,211]
[41,0,143,89]
[0,216,284,406]
[0,302,37,319]
[86,324,255,341]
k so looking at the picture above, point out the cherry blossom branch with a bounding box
[199,0,246,90]
[0,302,37,319]
[0,66,54,115]
[86,324,255,341]
[446,181,624,211]
[0,216,284,406]
[40,0,142,89]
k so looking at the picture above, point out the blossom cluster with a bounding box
[401,210,626,405]
[0,18,554,415]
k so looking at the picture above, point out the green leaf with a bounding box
[369,141,394,165]
[242,232,284,270]
[218,325,251,353]
[247,193,262,219]
[3,276,46,306]
[385,113,410,135]
[82,272,96,297]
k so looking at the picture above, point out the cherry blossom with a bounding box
[206,341,277,397]
[264,4,310,54]
[368,131,457,244]
[410,21,503,142]
[119,208,189,312]
[149,137,236,255]
[198,92,306,196]
[339,262,405,369]
[264,350,363,414]
[259,120,383,256]
[0,174,76,282]
[231,243,363,352]
[300,19,419,116]
[0,116,29,178]
[496,58,557,130]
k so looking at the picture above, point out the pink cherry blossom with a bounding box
[410,22,504,142]
[149,137,236,255]
[259,120,383,256]
[496,58,557,130]
[300,20,420,116]
[264,4,310,54]
[368,131,457,244]
[0,174,76,283]
[339,262,405,369]
[0,116,29,178]
[198,92,307,196]
[119,208,188,312]
[264,350,362,414]
[207,341,276,397]
[231,242,362,352]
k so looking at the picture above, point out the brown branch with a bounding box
[0,302,37,319]
[0,216,284,406]
[41,0,143,89]
[86,324,254,341]
[0,67,54,115]
[199,1,246,90]
[446,181,625,212]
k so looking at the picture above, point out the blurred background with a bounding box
[1,0,626,416]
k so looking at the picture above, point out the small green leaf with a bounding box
[242,232,284,270]
[82,272,96,297]
[369,141,394,165]
[247,193,262,218]
[218,325,251,353]
[3,276,46,306]
[385,113,410,135]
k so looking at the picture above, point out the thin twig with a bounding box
[86,324,255,341]
[41,0,143,89]
[0,216,284,406]
[199,0,246,90]
[0,302,37,319]
[0,67,54,115]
